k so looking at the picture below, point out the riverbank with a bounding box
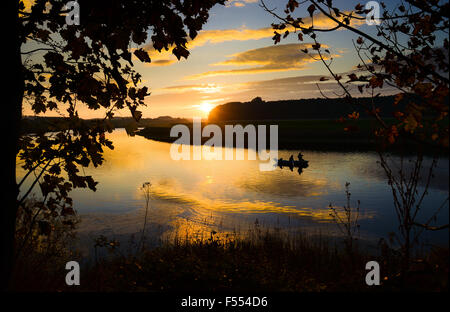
[136,119,375,151]
[12,224,449,292]
[135,118,445,153]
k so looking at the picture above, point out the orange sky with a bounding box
[21,0,390,119]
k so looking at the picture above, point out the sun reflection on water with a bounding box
[17,129,448,246]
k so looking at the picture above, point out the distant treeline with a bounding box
[208,96,405,122]
[20,116,190,134]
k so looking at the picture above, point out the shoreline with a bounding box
[135,119,448,154]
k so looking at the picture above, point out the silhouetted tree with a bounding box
[208,95,403,121]
[263,0,449,273]
[3,0,224,289]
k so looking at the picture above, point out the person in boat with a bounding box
[277,158,283,168]
[298,152,309,166]
[289,155,295,169]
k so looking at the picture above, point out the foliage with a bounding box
[13,225,449,292]
[378,151,449,271]
[262,0,449,148]
[12,198,80,291]
[16,0,224,253]
[264,0,449,272]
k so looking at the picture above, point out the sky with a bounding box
[23,0,413,119]
[131,0,372,118]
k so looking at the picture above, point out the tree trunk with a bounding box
[2,1,23,290]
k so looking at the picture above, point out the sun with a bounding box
[199,102,214,114]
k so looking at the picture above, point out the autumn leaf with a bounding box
[387,126,399,144]
[273,32,281,44]
[348,73,358,81]
[134,49,151,63]
[369,75,384,88]
[393,111,404,119]
[333,8,341,17]
[137,87,150,100]
[307,4,316,17]
[388,134,396,144]
[404,114,419,133]
[287,0,299,12]
[348,111,360,119]
[35,28,51,41]
[394,93,404,106]
[132,110,142,122]
[172,46,190,60]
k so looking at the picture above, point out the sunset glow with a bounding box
[21,0,384,119]
[13,0,449,294]
[199,102,215,115]
[20,0,448,121]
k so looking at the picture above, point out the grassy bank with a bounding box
[135,118,439,153]
[12,225,449,292]
[83,234,448,292]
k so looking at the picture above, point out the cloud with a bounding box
[151,75,338,107]
[151,59,176,66]
[154,76,337,97]
[141,26,278,64]
[150,73,398,115]
[105,69,397,118]
[226,0,258,8]
[236,74,398,99]
[189,13,362,47]
[140,11,363,66]
[158,83,224,94]
[185,43,335,79]
[189,12,364,46]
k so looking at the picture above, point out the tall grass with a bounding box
[10,191,448,292]
[76,223,448,292]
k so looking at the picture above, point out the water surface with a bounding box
[18,129,449,248]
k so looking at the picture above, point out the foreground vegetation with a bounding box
[12,222,449,292]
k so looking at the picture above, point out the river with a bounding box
[17,129,449,254]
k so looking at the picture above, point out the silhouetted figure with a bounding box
[276,153,309,175]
